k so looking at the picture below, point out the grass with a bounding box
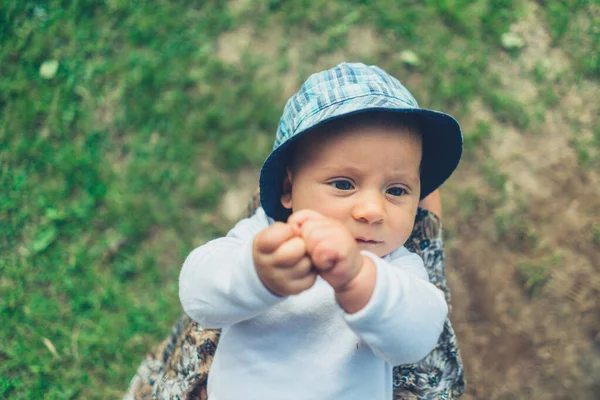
[1,0,598,398]
[592,222,600,247]
[494,208,539,251]
[463,120,492,155]
[544,0,600,78]
[515,253,561,296]
[571,121,600,168]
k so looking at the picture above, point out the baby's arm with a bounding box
[288,209,447,365]
[179,210,315,328]
[344,251,447,365]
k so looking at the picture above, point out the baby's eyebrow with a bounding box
[320,164,419,183]
[319,165,363,175]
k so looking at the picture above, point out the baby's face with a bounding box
[281,124,422,257]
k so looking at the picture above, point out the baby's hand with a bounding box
[253,222,317,297]
[288,210,364,292]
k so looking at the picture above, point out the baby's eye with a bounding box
[331,180,354,190]
[386,187,406,196]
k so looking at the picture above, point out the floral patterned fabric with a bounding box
[124,193,465,399]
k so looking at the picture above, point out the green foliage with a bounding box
[571,121,600,168]
[457,187,484,216]
[481,160,508,195]
[545,0,587,41]
[482,89,530,129]
[0,1,274,397]
[464,121,492,155]
[516,254,561,296]
[494,206,539,252]
[592,222,600,247]
[543,0,600,78]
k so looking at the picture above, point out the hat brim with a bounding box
[259,96,463,221]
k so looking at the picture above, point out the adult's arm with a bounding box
[419,189,442,218]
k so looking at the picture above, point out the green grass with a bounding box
[571,121,600,168]
[515,253,561,296]
[1,1,275,397]
[463,120,492,155]
[1,0,597,398]
[544,0,600,78]
[592,222,600,247]
[494,207,539,251]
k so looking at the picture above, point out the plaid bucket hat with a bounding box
[259,62,463,221]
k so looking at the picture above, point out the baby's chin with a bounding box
[355,239,391,257]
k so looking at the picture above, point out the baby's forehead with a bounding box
[292,124,422,171]
[287,112,423,172]
[297,121,421,151]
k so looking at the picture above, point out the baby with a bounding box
[179,62,463,400]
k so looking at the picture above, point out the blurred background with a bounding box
[1,0,599,398]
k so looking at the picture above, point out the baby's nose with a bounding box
[351,192,385,223]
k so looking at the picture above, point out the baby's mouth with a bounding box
[355,238,382,245]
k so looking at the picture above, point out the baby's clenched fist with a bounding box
[253,222,317,297]
[288,210,364,292]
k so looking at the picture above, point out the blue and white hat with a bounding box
[259,62,463,221]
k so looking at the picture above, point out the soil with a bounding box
[443,4,600,399]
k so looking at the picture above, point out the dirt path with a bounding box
[444,2,600,398]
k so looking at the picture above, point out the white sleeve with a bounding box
[179,208,284,328]
[342,248,448,365]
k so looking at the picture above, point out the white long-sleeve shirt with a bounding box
[179,208,447,400]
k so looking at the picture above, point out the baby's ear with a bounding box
[280,168,293,210]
